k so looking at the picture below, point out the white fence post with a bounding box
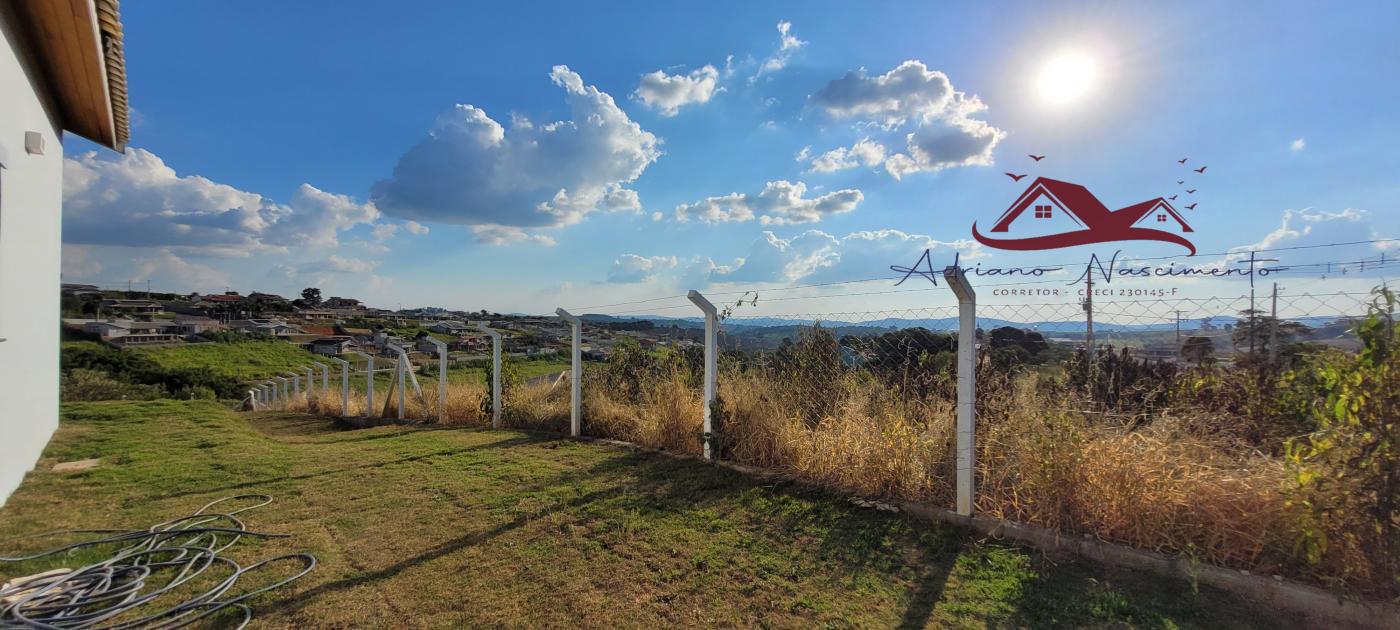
[425,337,449,423]
[687,290,718,460]
[350,350,374,416]
[304,366,315,397]
[277,377,289,405]
[943,265,977,517]
[477,323,503,428]
[320,362,330,391]
[286,372,300,398]
[387,343,407,421]
[556,308,582,437]
[329,357,350,416]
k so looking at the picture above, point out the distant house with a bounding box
[295,309,337,320]
[306,337,358,356]
[193,293,242,306]
[415,336,446,354]
[229,319,304,336]
[84,320,181,345]
[427,321,470,334]
[173,315,222,334]
[448,336,487,352]
[324,297,362,310]
[99,299,163,314]
[61,283,103,297]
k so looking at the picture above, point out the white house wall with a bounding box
[0,6,65,505]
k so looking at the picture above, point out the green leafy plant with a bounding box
[1285,287,1399,593]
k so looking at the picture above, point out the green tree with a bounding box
[301,287,323,305]
[1180,335,1216,365]
[1231,308,1311,354]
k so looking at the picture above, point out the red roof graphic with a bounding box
[972,177,1197,254]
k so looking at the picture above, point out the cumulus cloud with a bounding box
[404,220,430,235]
[807,60,1005,179]
[61,245,103,280]
[634,65,721,116]
[1226,208,1392,263]
[470,225,557,247]
[371,66,660,234]
[607,254,679,283]
[1290,138,1306,152]
[712,229,978,284]
[62,149,382,254]
[750,20,806,83]
[299,255,378,274]
[674,180,863,226]
[133,249,231,289]
[807,138,887,173]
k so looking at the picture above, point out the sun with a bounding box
[1035,51,1099,108]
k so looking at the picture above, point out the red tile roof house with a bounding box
[1,0,129,504]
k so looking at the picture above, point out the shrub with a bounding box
[61,368,166,401]
[1285,288,1400,594]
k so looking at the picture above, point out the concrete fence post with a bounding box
[942,264,977,517]
[286,372,300,399]
[277,377,289,405]
[477,323,503,428]
[556,308,582,437]
[687,290,718,460]
[304,366,316,398]
[329,357,350,416]
[387,343,408,421]
[425,337,449,423]
[320,362,330,391]
[247,390,257,410]
[350,350,374,417]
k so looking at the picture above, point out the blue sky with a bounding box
[61,1,1399,315]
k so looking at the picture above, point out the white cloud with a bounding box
[750,20,806,83]
[1290,137,1306,152]
[133,249,231,289]
[807,60,1005,179]
[371,66,660,233]
[712,229,978,284]
[404,220,430,235]
[607,254,679,283]
[372,224,399,242]
[794,145,812,162]
[470,225,557,247]
[807,138,888,173]
[634,65,721,116]
[1226,208,1389,262]
[62,149,382,253]
[674,180,863,225]
[61,244,103,280]
[299,255,378,274]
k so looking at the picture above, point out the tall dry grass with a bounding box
[270,358,1383,596]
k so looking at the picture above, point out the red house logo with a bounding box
[972,177,1196,255]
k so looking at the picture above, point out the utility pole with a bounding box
[1174,310,1181,349]
[1248,287,1256,357]
[1083,267,1095,352]
[1268,283,1280,364]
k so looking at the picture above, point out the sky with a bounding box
[60,0,1400,319]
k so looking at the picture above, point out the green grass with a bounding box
[135,341,330,380]
[0,401,1295,628]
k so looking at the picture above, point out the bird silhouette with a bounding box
[1185,203,1198,210]
[1178,158,1189,164]
[1169,195,1178,200]
[1194,166,1208,173]
[1005,172,1028,182]
[1186,189,1197,194]
[1176,180,1184,185]
[1028,154,1046,162]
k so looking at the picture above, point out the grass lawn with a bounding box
[0,401,1294,628]
[136,341,331,380]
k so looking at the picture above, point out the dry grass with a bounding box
[274,364,1369,595]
